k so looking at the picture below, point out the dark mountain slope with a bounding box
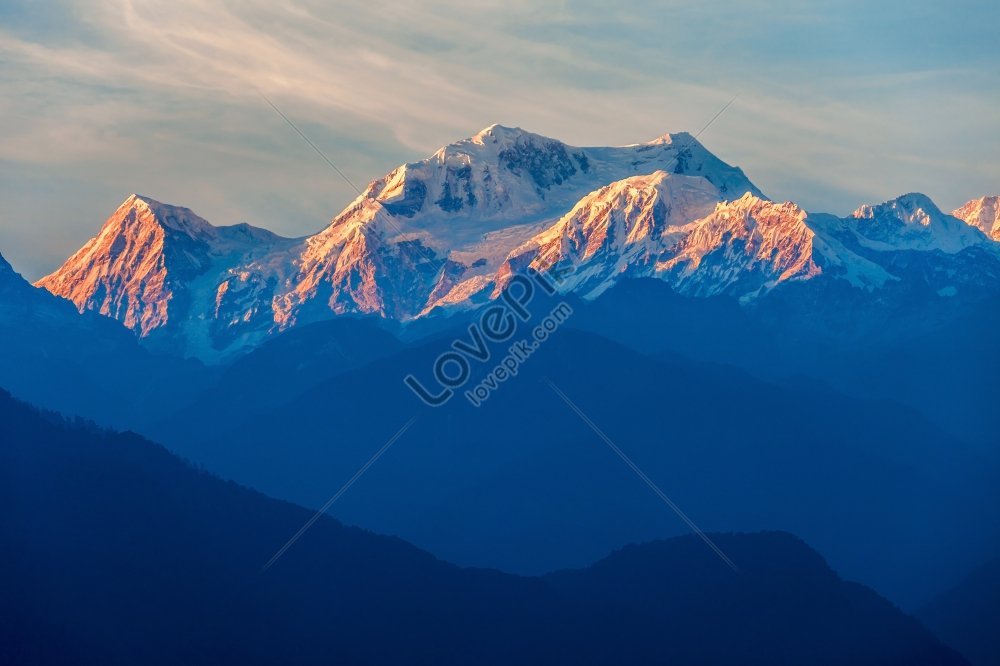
[0,251,211,430]
[918,557,1000,666]
[157,317,404,437]
[0,389,966,665]
[568,277,1000,443]
[547,533,966,666]
[160,311,999,609]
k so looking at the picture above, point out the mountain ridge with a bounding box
[35,193,300,354]
[0,387,969,665]
[31,126,1000,361]
[154,320,998,609]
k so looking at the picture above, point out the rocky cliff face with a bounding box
[36,194,300,358]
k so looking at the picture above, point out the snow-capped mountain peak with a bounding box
[527,170,721,259]
[113,194,291,247]
[852,192,942,227]
[362,124,595,229]
[36,195,297,354]
[120,194,215,235]
[641,130,692,147]
[952,196,1000,241]
[655,193,824,297]
[363,125,760,227]
[470,123,536,146]
[278,126,763,325]
[850,193,988,253]
[35,195,211,335]
[486,172,726,300]
[484,188,903,307]
[39,126,1000,363]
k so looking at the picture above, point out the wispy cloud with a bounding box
[0,0,998,279]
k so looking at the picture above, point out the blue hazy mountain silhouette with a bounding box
[3,248,998,611]
[0,390,967,665]
[919,556,1000,666]
[567,277,1000,444]
[151,308,1000,610]
[0,251,211,429]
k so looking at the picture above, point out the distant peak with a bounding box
[735,190,764,202]
[110,194,187,226]
[468,124,539,147]
[474,123,525,139]
[719,191,775,209]
[853,192,943,223]
[599,170,717,194]
[120,193,167,211]
[0,251,30,292]
[644,131,694,146]
[953,195,1000,214]
[952,195,1000,240]
[893,192,939,209]
[101,194,215,237]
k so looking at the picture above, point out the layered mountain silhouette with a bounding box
[0,251,210,429]
[149,314,1000,610]
[3,124,998,643]
[0,390,967,665]
[565,277,1000,444]
[919,556,1000,666]
[6,229,999,609]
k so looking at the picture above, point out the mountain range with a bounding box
[0,389,968,665]
[0,250,209,427]
[32,125,1000,362]
[3,124,999,663]
[148,318,998,610]
[919,555,1000,666]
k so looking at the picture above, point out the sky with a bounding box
[1,0,998,280]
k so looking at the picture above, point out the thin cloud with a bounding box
[0,0,997,279]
